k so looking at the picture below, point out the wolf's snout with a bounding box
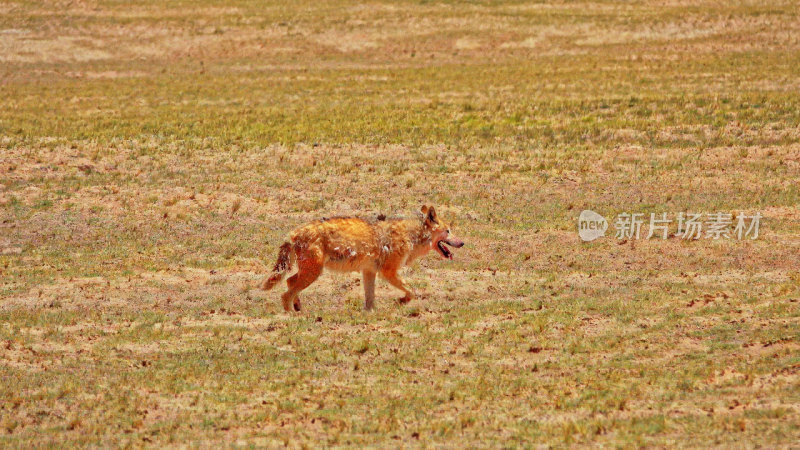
[445,237,464,248]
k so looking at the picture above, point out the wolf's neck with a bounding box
[407,220,433,260]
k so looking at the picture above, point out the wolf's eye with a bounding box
[447,229,450,234]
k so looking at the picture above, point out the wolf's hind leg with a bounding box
[362,270,377,311]
[381,270,414,304]
[280,289,295,312]
[281,253,323,312]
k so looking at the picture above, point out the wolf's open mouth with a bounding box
[436,240,454,260]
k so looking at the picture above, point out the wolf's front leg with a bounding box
[381,270,414,304]
[362,270,377,310]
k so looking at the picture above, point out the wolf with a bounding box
[261,205,464,311]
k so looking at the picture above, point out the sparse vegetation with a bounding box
[1,0,798,447]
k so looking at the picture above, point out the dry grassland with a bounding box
[1,0,799,447]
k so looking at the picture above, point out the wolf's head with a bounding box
[421,205,464,260]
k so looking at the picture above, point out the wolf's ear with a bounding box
[426,206,437,224]
[421,205,429,215]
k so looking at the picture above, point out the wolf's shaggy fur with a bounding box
[262,205,464,311]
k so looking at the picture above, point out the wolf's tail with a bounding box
[261,242,293,290]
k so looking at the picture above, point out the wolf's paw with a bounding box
[397,295,413,304]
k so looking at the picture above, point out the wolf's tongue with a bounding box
[437,241,450,259]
